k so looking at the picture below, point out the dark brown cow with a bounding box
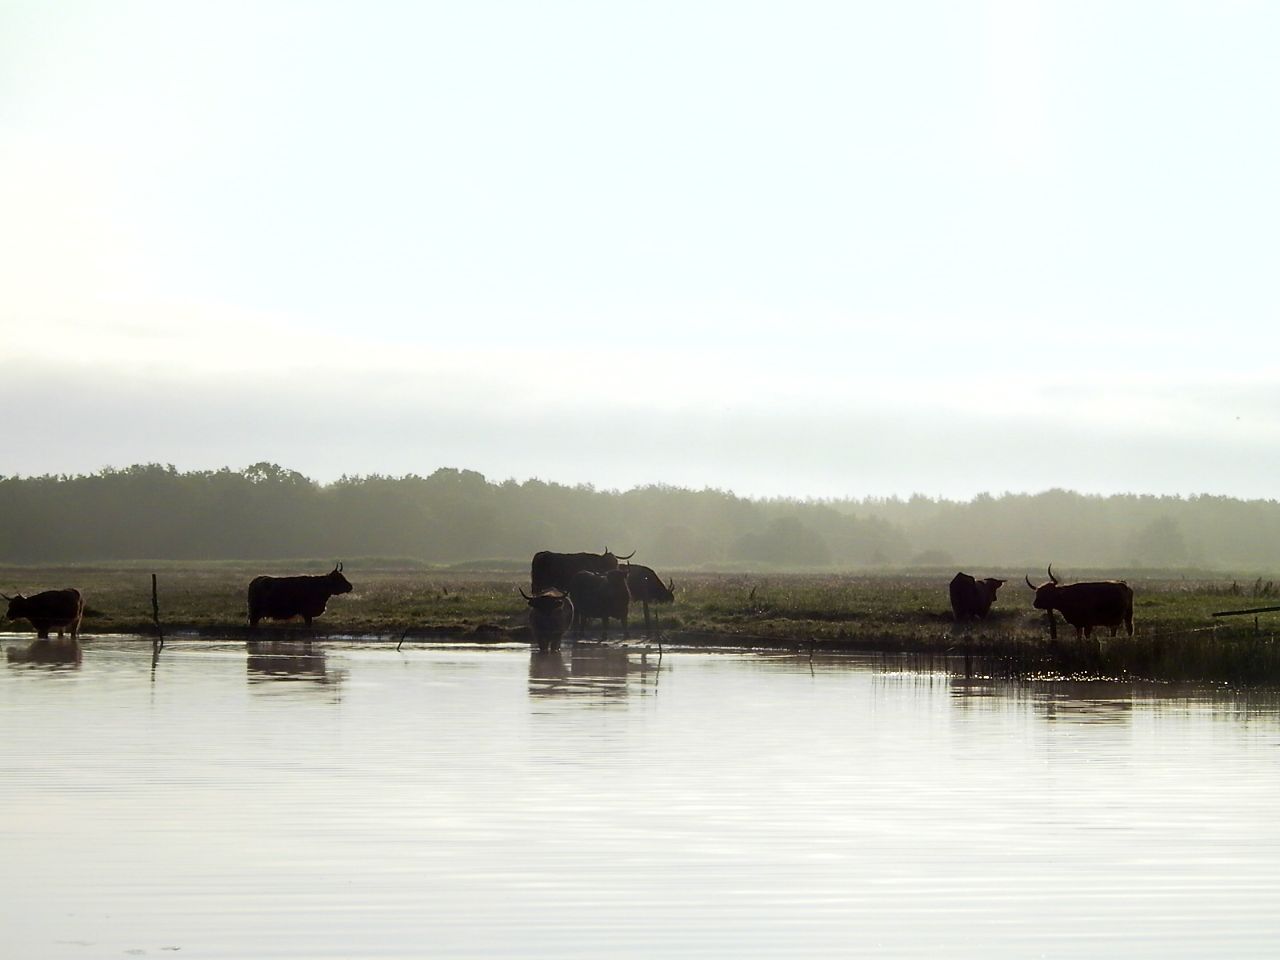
[949,572,1005,622]
[624,563,675,636]
[531,548,634,593]
[567,569,631,640]
[520,588,575,653]
[3,588,84,640]
[1025,565,1134,639]
[247,563,352,628]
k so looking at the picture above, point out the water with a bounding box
[4,637,1280,959]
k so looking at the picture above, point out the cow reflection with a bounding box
[6,637,82,666]
[246,640,341,687]
[528,644,658,698]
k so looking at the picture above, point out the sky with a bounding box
[2,0,1277,500]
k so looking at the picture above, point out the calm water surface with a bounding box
[4,637,1280,958]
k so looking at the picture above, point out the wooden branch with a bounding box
[1211,604,1280,618]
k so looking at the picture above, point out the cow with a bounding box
[1025,565,1134,640]
[3,588,84,640]
[531,548,634,593]
[247,563,352,629]
[949,572,1005,622]
[566,568,631,640]
[624,563,675,636]
[520,588,575,653]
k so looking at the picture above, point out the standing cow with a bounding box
[1025,566,1134,639]
[567,569,631,640]
[531,548,634,593]
[520,588,575,653]
[624,563,675,636]
[3,588,84,640]
[949,572,1005,622]
[247,563,352,629]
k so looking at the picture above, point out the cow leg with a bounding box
[1125,614,1134,637]
[602,617,609,642]
[622,613,629,641]
[1046,612,1057,640]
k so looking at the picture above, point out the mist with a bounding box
[4,357,1279,503]
[3,462,1280,574]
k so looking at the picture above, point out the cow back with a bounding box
[1053,580,1133,626]
[532,550,620,593]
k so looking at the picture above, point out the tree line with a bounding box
[0,463,1277,572]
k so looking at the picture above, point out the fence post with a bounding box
[151,573,165,650]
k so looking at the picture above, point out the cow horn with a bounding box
[1047,564,1058,584]
[519,588,533,600]
[617,550,635,560]
[1025,575,1036,590]
[0,592,9,600]
[667,578,674,592]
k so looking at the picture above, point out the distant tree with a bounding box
[1125,516,1189,567]
[733,516,831,566]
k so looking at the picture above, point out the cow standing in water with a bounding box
[521,589,575,653]
[247,563,352,629]
[3,588,84,640]
[624,563,675,636]
[949,572,1005,622]
[1025,566,1134,639]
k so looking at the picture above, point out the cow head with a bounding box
[1025,565,1059,610]
[2,592,24,619]
[980,578,1006,599]
[328,563,353,595]
[520,588,568,614]
[601,548,635,569]
[625,564,675,603]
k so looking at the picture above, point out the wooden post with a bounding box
[151,573,164,650]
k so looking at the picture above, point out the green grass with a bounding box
[3,563,1279,683]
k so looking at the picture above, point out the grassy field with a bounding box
[4,562,1280,682]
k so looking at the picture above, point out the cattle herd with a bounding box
[2,556,1135,648]
[951,566,1135,639]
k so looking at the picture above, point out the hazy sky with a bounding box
[2,1,1277,499]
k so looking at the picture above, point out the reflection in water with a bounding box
[246,640,344,688]
[950,673,1280,725]
[528,643,660,698]
[8,643,1280,960]
[5,637,82,666]
[950,676,1140,724]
